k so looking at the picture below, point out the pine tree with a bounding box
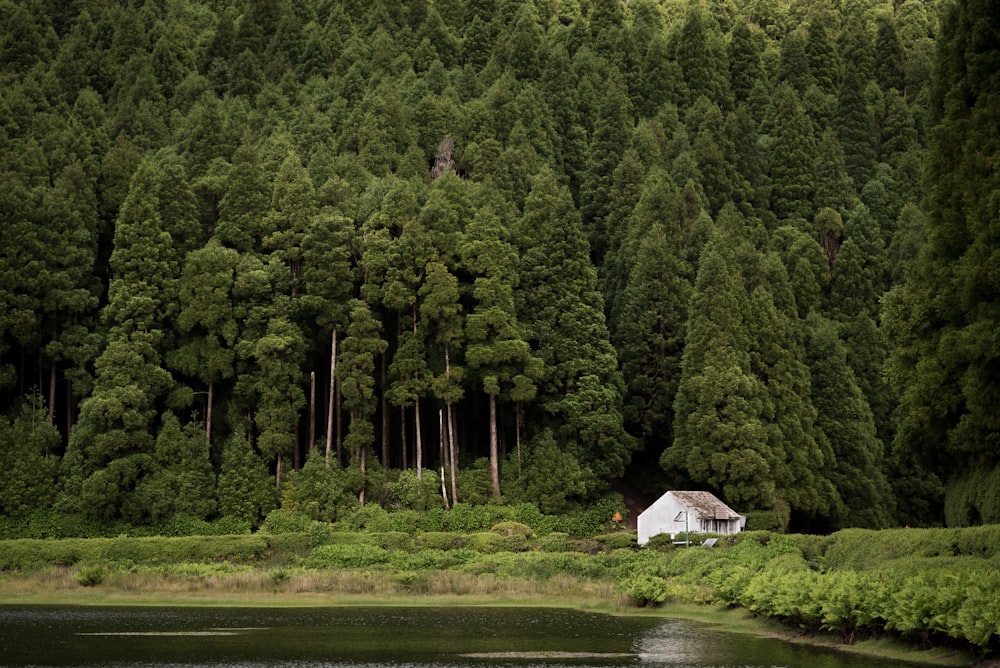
[461,206,541,497]
[616,222,690,455]
[664,234,775,512]
[217,432,276,526]
[766,85,817,221]
[135,412,217,522]
[806,314,894,528]
[517,168,633,501]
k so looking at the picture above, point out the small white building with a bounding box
[637,490,745,545]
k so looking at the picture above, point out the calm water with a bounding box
[0,605,935,668]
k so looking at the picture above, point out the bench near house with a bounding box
[637,490,746,546]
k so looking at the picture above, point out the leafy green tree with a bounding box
[516,168,633,501]
[75,158,179,519]
[135,412,216,522]
[280,448,352,521]
[728,20,765,104]
[249,316,306,483]
[806,314,894,528]
[675,4,732,110]
[217,140,270,253]
[615,222,690,456]
[765,84,817,221]
[264,149,317,297]
[461,206,541,498]
[580,68,633,262]
[301,203,355,461]
[338,299,387,503]
[168,240,240,446]
[217,432,276,526]
[874,15,905,92]
[0,397,61,516]
[836,68,878,188]
[420,261,464,503]
[663,234,775,512]
[806,20,841,95]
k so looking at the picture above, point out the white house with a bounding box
[637,491,745,545]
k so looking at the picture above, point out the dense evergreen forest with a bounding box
[0,0,995,534]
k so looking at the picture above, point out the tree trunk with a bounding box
[206,380,214,449]
[336,371,343,466]
[439,408,449,508]
[381,351,389,470]
[516,401,523,478]
[415,397,423,480]
[48,364,56,425]
[308,371,316,453]
[449,404,458,503]
[400,405,408,470]
[489,393,500,498]
[326,327,337,466]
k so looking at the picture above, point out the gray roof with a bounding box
[671,491,741,521]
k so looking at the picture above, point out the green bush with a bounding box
[304,543,394,569]
[463,532,507,553]
[370,531,415,551]
[414,531,464,551]
[260,509,318,535]
[619,574,669,606]
[491,521,535,539]
[538,532,571,552]
[74,563,107,587]
[594,532,636,550]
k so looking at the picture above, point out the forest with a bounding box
[0,0,996,535]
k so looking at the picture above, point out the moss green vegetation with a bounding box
[0,516,995,665]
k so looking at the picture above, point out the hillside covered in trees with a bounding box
[0,0,995,534]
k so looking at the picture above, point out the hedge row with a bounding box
[0,534,277,570]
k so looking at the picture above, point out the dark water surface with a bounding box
[0,605,935,667]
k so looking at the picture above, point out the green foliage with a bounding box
[0,0,951,541]
[618,574,669,606]
[75,563,107,587]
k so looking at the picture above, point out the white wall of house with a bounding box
[637,491,744,545]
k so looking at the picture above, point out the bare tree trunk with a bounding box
[66,380,74,442]
[415,397,423,480]
[439,408,449,508]
[381,351,389,470]
[276,457,282,491]
[448,403,458,503]
[516,401,523,478]
[489,393,500,498]
[400,405,408,470]
[206,380,214,449]
[48,365,56,425]
[326,327,337,466]
[308,371,316,453]
[336,375,343,466]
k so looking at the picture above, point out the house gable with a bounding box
[636,490,744,545]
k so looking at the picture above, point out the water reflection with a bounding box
[0,605,937,668]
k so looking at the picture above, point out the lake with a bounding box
[0,605,937,667]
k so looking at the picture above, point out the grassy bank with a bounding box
[1,520,996,666]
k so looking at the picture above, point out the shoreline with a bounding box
[0,582,977,667]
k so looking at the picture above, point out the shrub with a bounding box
[538,532,571,552]
[337,503,390,531]
[414,532,464,551]
[75,563,107,587]
[304,543,393,569]
[491,521,535,539]
[260,509,317,535]
[619,574,668,606]
[463,532,506,553]
[594,532,636,550]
